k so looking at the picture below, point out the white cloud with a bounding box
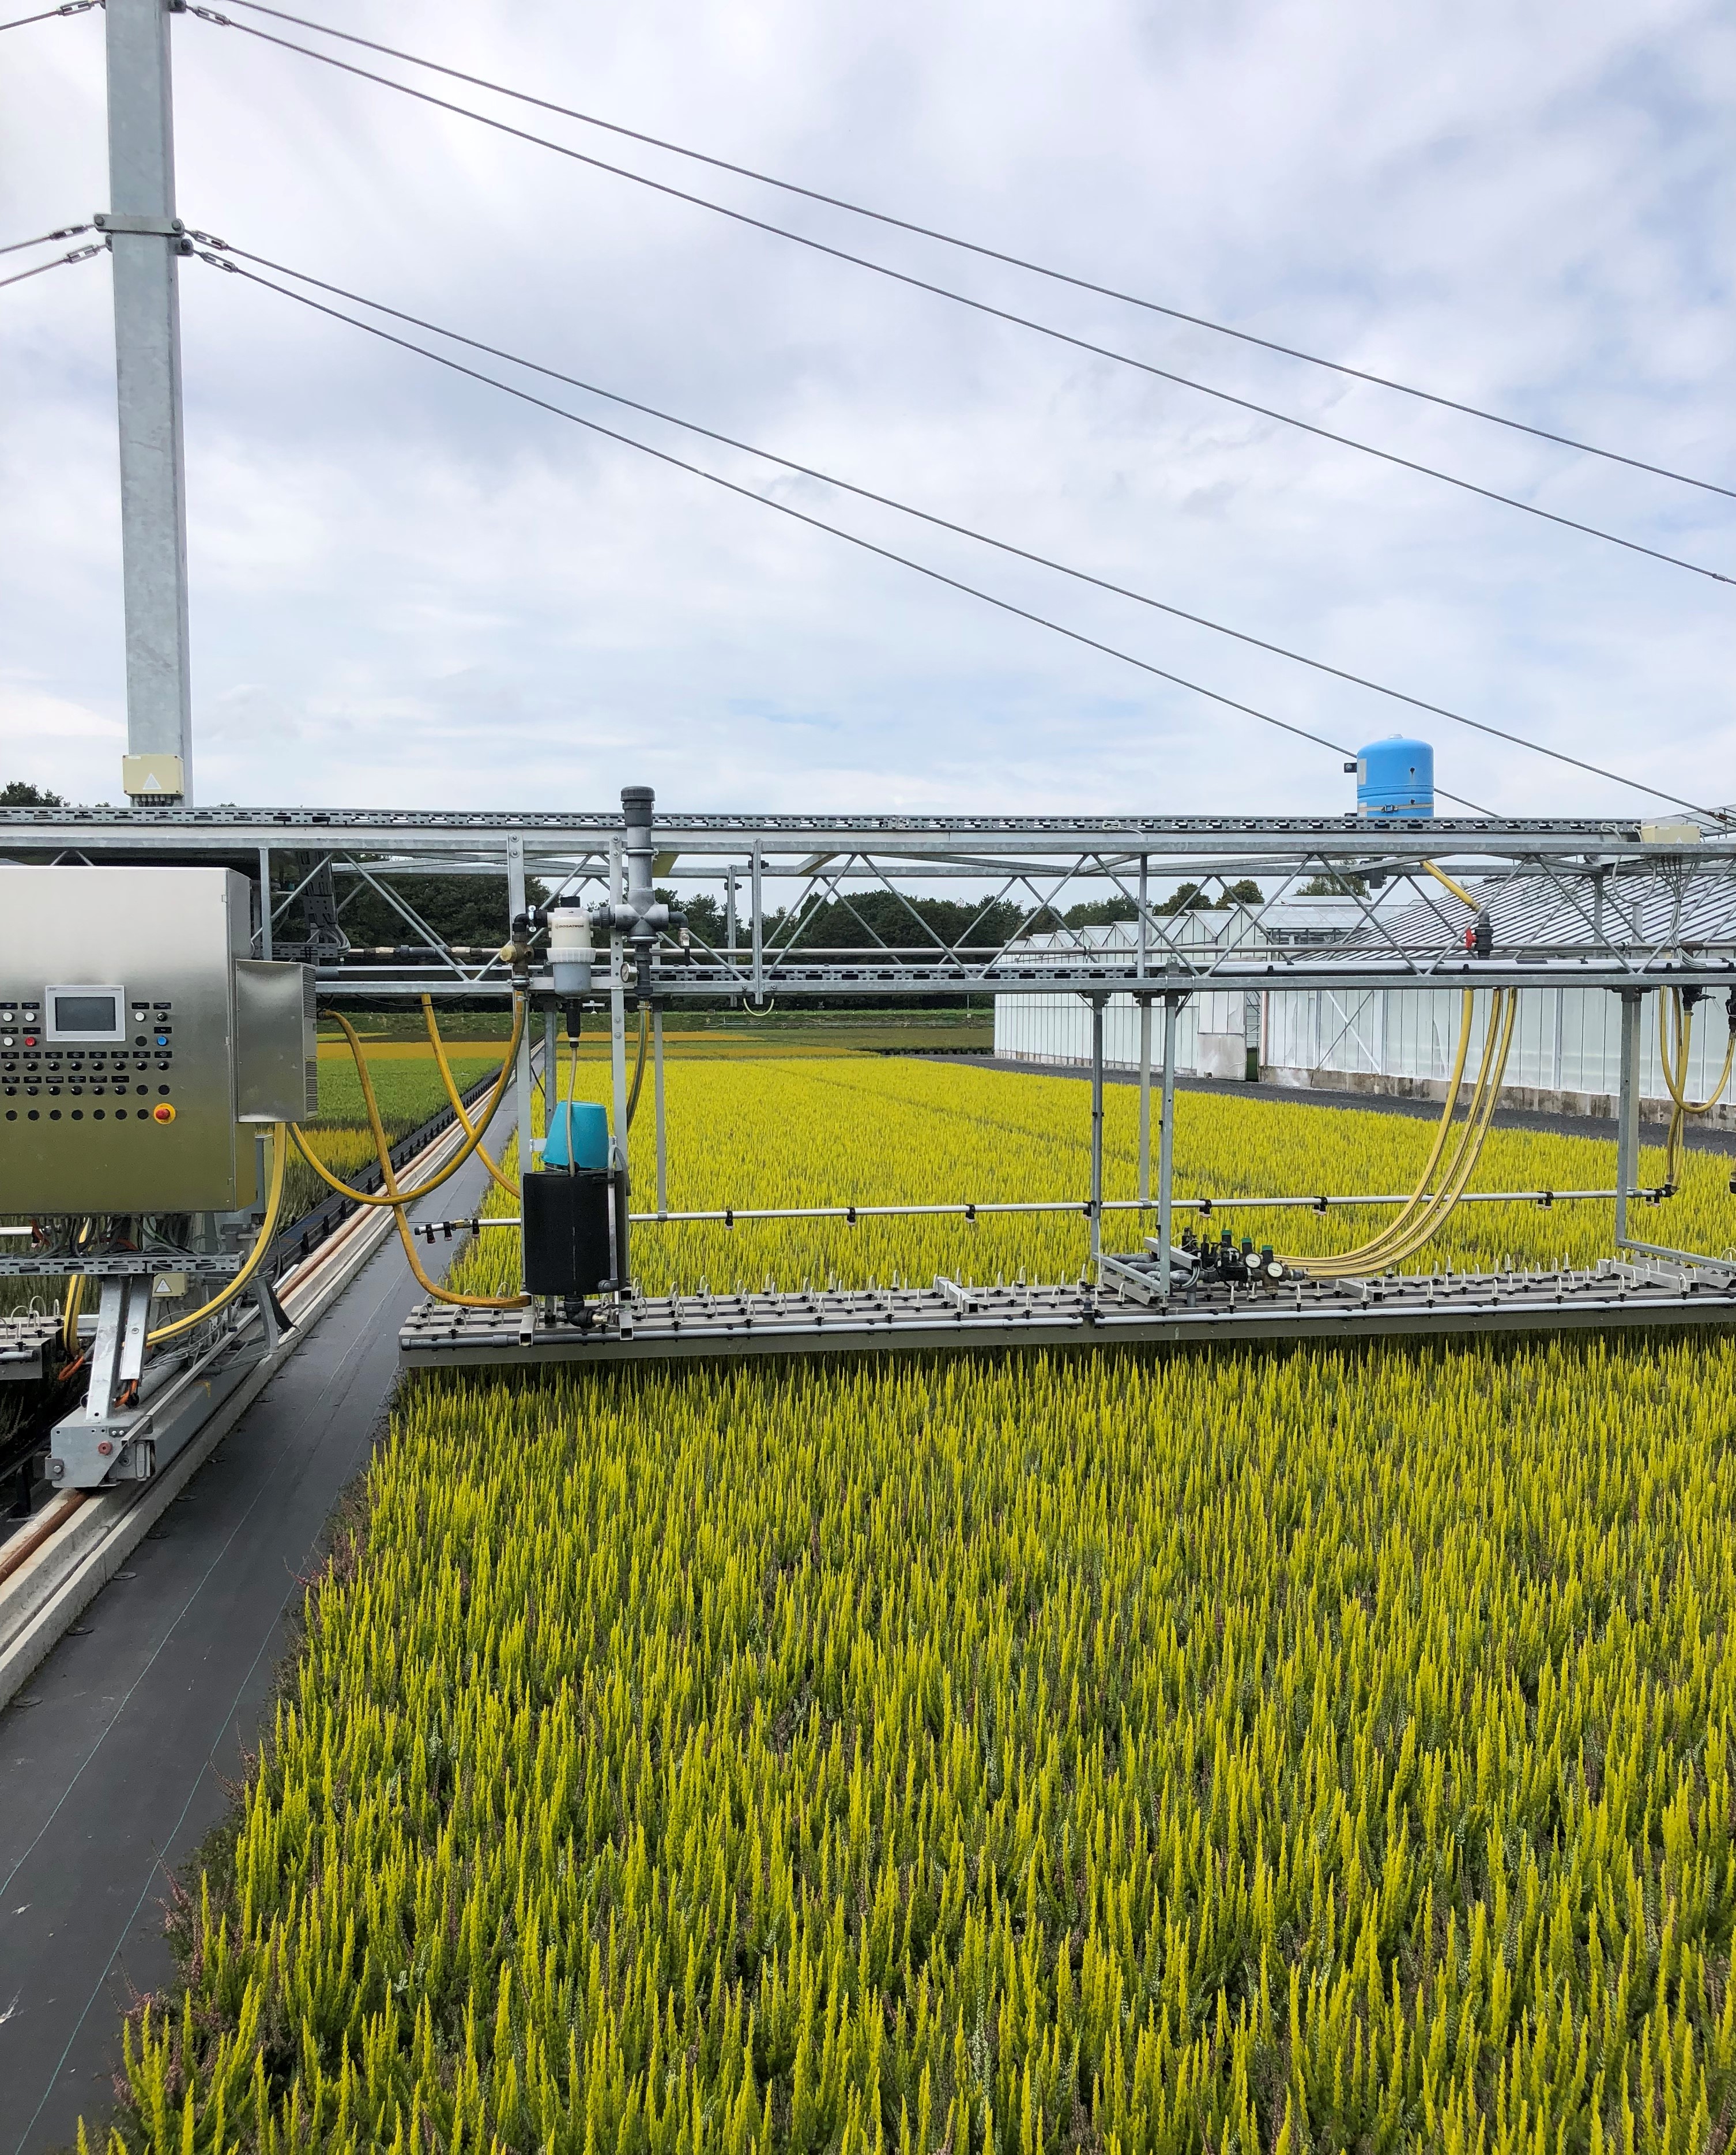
[0,0,1730,821]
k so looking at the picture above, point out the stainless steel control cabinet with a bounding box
[1,866,316,1213]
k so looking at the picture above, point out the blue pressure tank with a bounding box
[544,1100,610,1171]
[1354,736,1434,819]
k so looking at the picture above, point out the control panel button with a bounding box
[151,1102,176,1124]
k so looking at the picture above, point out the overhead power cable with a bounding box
[1,224,90,256]
[186,7,1734,591]
[211,0,1736,507]
[0,0,98,27]
[198,248,1718,821]
[0,242,103,292]
[195,252,1478,807]
[219,241,1703,820]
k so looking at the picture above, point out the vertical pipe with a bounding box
[105,0,194,802]
[653,1003,668,1215]
[506,832,532,1195]
[257,845,273,959]
[1157,994,1180,1295]
[1137,856,1151,1207]
[726,871,737,966]
[1089,995,1105,1274]
[1616,986,1641,1245]
[543,1006,558,1122]
[609,838,631,1290]
[751,840,764,1005]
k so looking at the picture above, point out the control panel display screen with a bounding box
[45,985,127,1042]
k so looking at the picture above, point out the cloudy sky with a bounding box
[1,0,1730,821]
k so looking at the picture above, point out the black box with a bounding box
[522,1170,614,1296]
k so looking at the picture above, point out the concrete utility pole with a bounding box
[99,0,194,805]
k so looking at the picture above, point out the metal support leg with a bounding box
[506,832,532,1189]
[257,844,273,958]
[1616,987,1641,1246]
[751,840,764,1007]
[1089,995,1105,1276]
[726,871,738,967]
[1157,994,1180,1297]
[610,931,630,1291]
[653,1003,668,1215]
[1136,997,1153,1207]
[83,1276,144,1423]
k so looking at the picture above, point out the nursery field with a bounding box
[454,1053,1730,1296]
[89,1060,1736,2153]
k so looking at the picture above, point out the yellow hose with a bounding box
[1288,990,1515,1278]
[332,1011,527,1310]
[289,1000,525,1208]
[1656,989,1735,1192]
[60,1270,84,1359]
[1423,861,1478,909]
[1279,989,1475,1275]
[147,1124,288,1343]
[1345,992,1516,1272]
[421,995,517,1199]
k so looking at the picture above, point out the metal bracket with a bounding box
[93,210,185,236]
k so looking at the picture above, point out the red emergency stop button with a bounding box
[152,1102,176,1124]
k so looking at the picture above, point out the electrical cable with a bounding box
[0,0,98,29]
[202,249,1722,822]
[0,224,90,257]
[626,1003,650,1129]
[186,7,1735,589]
[146,1126,288,1343]
[0,242,103,292]
[190,253,1456,801]
[212,248,1524,811]
[207,0,1736,506]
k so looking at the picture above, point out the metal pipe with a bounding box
[1136,854,1151,1207]
[1157,993,1180,1296]
[1089,996,1105,1274]
[416,1185,1639,1236]
[609,840,631,1289]
[257,844,272,959]
[506,832,532,1195]
[1616,987,1642,1245]
[105,0,194,804]
[653,1003,668,1215]
[751,840,764,1004]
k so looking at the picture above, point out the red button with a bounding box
[152,1102,176,1124]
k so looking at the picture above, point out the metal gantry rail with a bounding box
[7,794,1735,1331]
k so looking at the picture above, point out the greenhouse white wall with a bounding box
[992,914,1735,1124]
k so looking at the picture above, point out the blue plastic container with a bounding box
[1355,736,1434,819]
[544,1100,610,1170]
